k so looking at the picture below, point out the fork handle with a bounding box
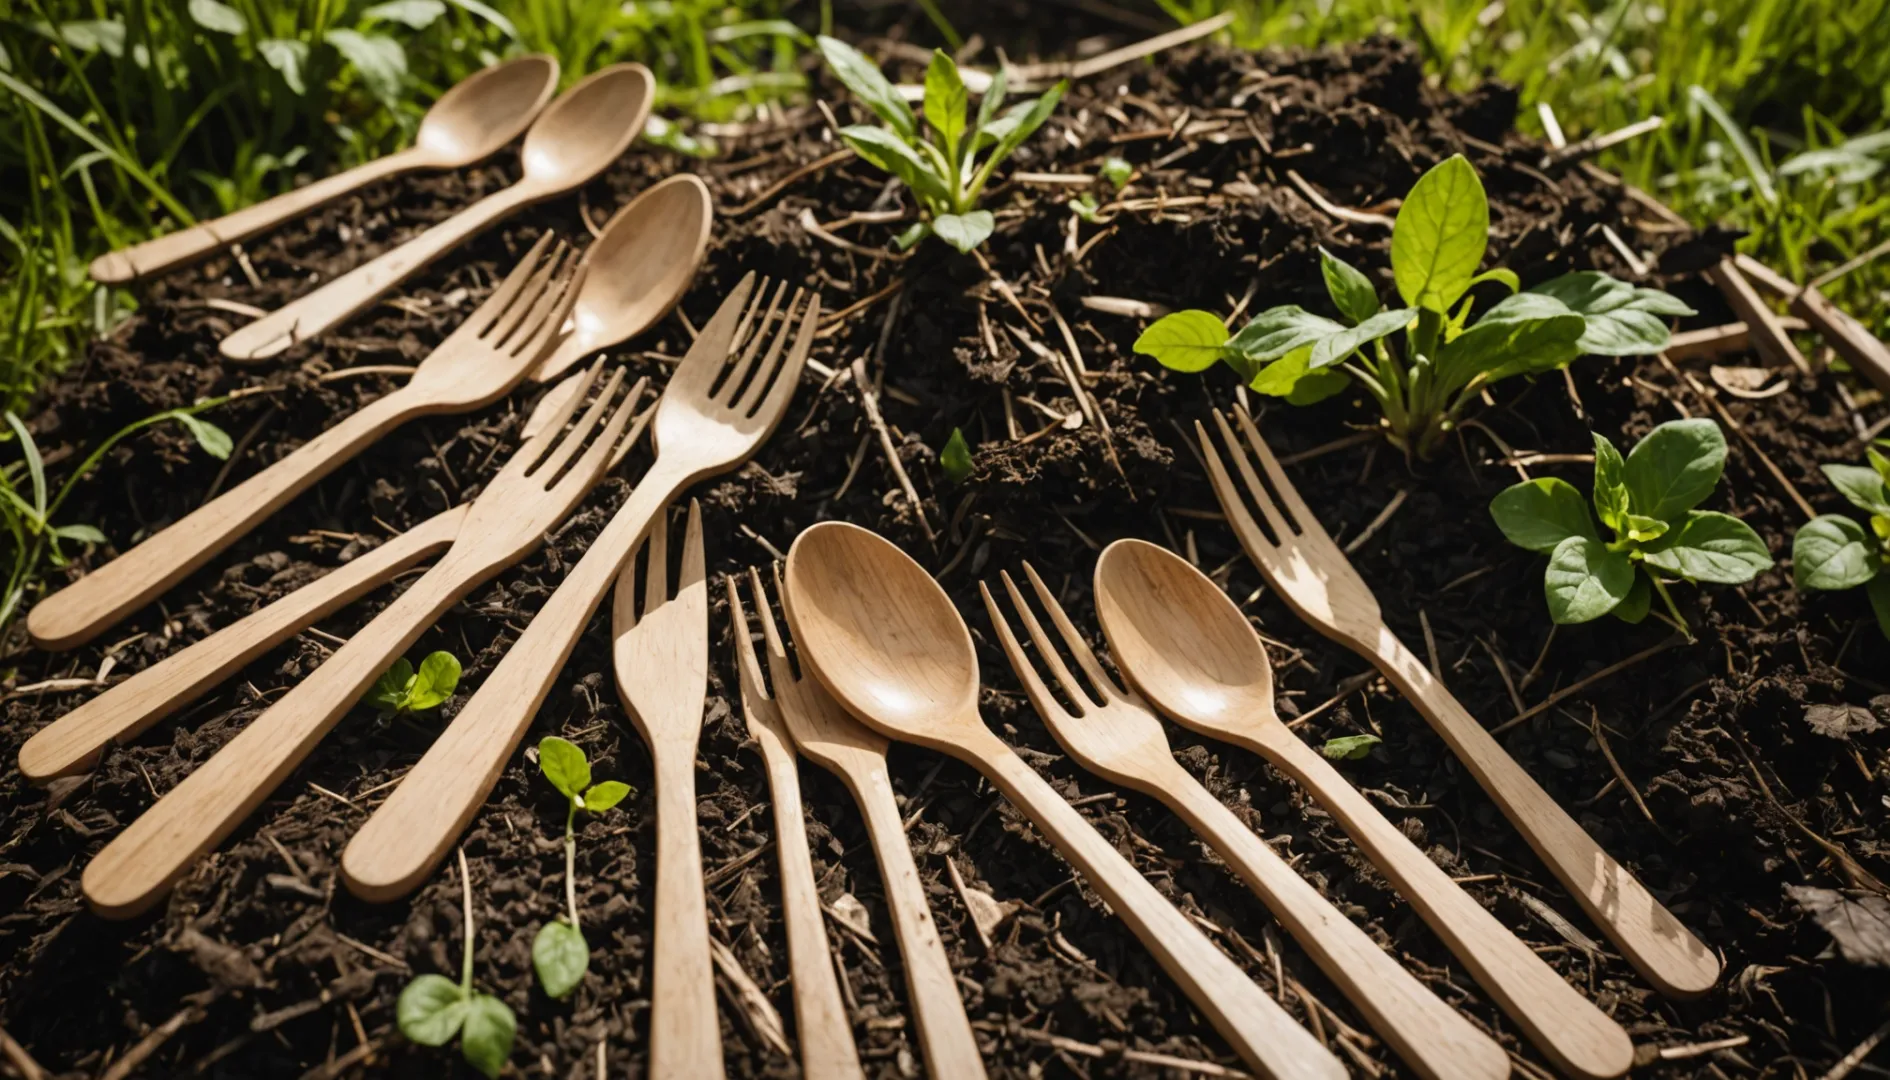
[19,504,466,783]
[1158,763,1509,1080]
[1372,633,1721,1000]
[29,391,416,651]
[81,554,472,919]
[1249,723,1636,1080]
[968,727,1345,1080]
[648,740,728,1080]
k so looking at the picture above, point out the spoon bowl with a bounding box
[416,54,561,165]
[517,63,654,189]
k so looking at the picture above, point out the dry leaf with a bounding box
[1787,886,1890,968]
[1803,703,1882,740]
[1709,364,1789,399]
[826,892,878,945]
[946,857,1019,949]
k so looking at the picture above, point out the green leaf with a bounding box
[837,126,950,205]
[1593,433,1629,533]
[1134,310,1230,373]
[922,50,966,165]
[406,651,460,710]
[172,412,232,459]
[1437,293,1584,386]
[1870,446,1890,488]
[1490,477,1599,553]
[365,0,447,29]
[51,523,107,544]
[1318,247,1380,325]
[1642,511,1773,584]
[817,36,915,140]
[1067,193,1100,222]
[325,29,407,105]
[893,221,929,250]
[532,921,589,1000]
[459,994,515,1079]
[1308,307,1413,370]
[187,0,246,35]
[1621,513,1670,543]
[932,211,993,252]
[538,736,590,799]
[940,428,973,483]
[1529,271,1695,356]
[984,81,1066,171]
[1822,463,1890,517]
[369,658,415,712]
[1544,535,1635,623]
[1868,576,1890,641]
[6,412,46,520]
[398,974,468,1046]
[259,39,310,94]
[1321,734,1381,760]
[1227,306,1345,364]
[1099,156,1132,188]
[968,64,1007,154]
[1391,154,1489,313]
[1246,346,1352,405]
[1466,268,1520,294]
[31,20,126,57]
[1613,571,1652,623]
[442,0,518,38]
[1624,419,1726,522]
[581,780,632,813]
[1793,515,1880,590]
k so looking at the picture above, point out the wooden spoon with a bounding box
[1092,538,1636,1080]
[218,63,654,362]
[781,522,1345,1080]
[89,56,559,284]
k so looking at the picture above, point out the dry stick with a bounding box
[1809,234,1890,291]
[1820,1015,1890,1080]
[99,1001,208,1080]
[1735,253,1890,398]
[1732,739,1888,894]
[1282,169,1394,229]
[1657,354,1819,520]
[799,208,907,261]
[1277,429,1376,465]
[1707,257,1813,375]
[1587,705,1657,828]
[1341,488,1407,555]
[817,275,905,336]
[0,1026,46,1080]
[852,301,934,541]
[1541,115,1663,167]
[1666,318,1810,361]
[722,148,853,216]
[1490,635,1682,735]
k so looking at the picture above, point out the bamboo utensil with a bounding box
[779,521,1345,1080]
[727,570,866,1080]
[341,272,818,902]
[1194,404,1720,1003]
[29,233,583,652]
[218,64,654,362]
[612,501,723,1078]
[981,562,1510,1080]
[730,567,984,1080]
[88,56,560,285]
[81,364,646,919]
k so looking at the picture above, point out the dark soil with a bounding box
[5,16,1889,1080]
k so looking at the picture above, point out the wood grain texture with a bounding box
[1708,258,1811,376]
[1735,253,1890,396]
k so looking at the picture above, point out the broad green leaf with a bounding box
[893,221,929,250]
[1868,576,1890,640]
[365,0,447,29]
[922,50,966,165]
[968,64,1007,152]
[459,994,515,1079]
[1391,154,1488,313]
[1489,477,1598,553]
[443,0,518,38]
[837,126,950,205]
[259,40,310,94]
[407,651,460,710]
[1308,307,1413,370]
[1870,446,1890,488]
[1226,306,1345,363]
[1822,463,1890,517]
[538,736,590,799]
[173,412,232,459]
[369,658,415,711]
[975,100,1034,148]
[31,20,126,57]
[1793,515,1879,590]
[1466,268,1520,294]
[1641,511,1773,584]
[1621,513,1670,543]
[1437,292,1583,386]
[1613,571,1652,623]
[1318,246,1379,325]
[1529,271,1695,356]
[817,36,915,140]
[325,29,407,104]
[940,428,973,483]
[932,211,993,252]
[1134,310,1230,373]
[1593,433,1629,532]
[581,780,632,813]
[1321,734,1380,760]
[187,0,246,35]
[1544,535,1635,623]
[1624,418,1725,522]
[1247,345,1312,396]
[397,974,468,1046]
[532,921,589,999]
[1286,368,1350,405]
[974,82,1067,191]
[1099,156,1132,188]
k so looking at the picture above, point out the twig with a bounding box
[1808,235,1890,292]
[1587,705,1657,827]
[1278,430,1377,465]
[1666,318,1809,361]
[1819,1015,1890,1080]
[852,298,934,539]
[101,1002,208,1080]
[816,275,905,337]
[1542,115,1663,167]
[722,148,853,216]
[317,365,416,383]
[0,1025,46,1080]
[1657,354,1818,520]
[1735,253,1890,398]
[1708,258,1812,375]
[1342,489,1407,555]
[799,208,906,261]
[1284,169,1395,229]
[1491,635,1682,735]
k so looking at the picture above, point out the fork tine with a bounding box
[607,390,656,471]
[726,574,773,704]
[1209,410,1293,541]
[473,232,557,334]
[509,251,587,360]
[534,365,625,482]
[735,290,805,415]
[998,570,1096,710]
[487,240,569,346]
[667,273,759,399]
[743,292,820,424]
[678,500,705,597]
[978,580,1072,722]
[612,535,641,634]
[1019,562,1125,700]
[717,281,788,407]
[643,506,670,613]
[1194,418,1280,565]
[1233,406,1329,542]
[753,565,797,692]
[511,360,601,476]
[547,373,643,505]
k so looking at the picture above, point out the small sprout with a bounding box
[816,35,1066,253]
[1791,446,1890,640]
[940,427,974,483]
[532,736,631,999]
[1098,156,1133,189]
[1489,419,1772,636]
[1067,192,1101,222]
[1322,734,1381,760]
[1133,155,1695,460]
[367,651,461,715]
[398,852,516,1079]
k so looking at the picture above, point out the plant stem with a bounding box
[1648,573,1693,640]
[564,800,580,930]
[458,847,475,995]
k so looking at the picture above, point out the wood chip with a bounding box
[946,857,1020,950]
[708,937,791,1058]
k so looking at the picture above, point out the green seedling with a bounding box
[1489,418,1772,636]
[1098,156,1133,188]
[816,35,1066,253]
[1792,445,1890,640]
[1322,734,1381,760]
[367,651,460,715]
[1133,155,1695,460]
[940,427,974,483]
[531,736,631,1000]
[397,851,515,1079]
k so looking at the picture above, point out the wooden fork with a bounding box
[981,562,1509,1080]
[730,566,985,1080]
[341,273,819,903]
[80,365,646,919]
[28,233,585,652]
[1197,404,1720,1000]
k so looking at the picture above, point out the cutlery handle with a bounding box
[18,505,466,783]
[1158,763,1508,1080]
[752,732,864,1080]
[971,729,1344,1080]
[218,184,535,361]
[840,752,985,1079]
[340,464,680,901]
[28,392,415,651]
[649,742,727,1080]
[1255,725,1634,1080]
[81,557,469,919]
[89,150,427,284]
[1373,633,1720,1000]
